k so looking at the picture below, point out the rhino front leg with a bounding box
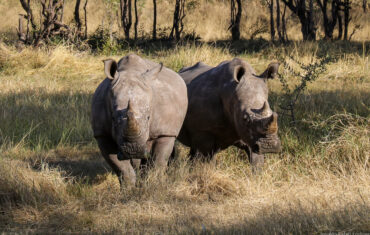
[249,152,264,172]
[152,136,176,168]
[96,137,136,186]
[234,141,264,172]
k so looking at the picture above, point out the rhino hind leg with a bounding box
[96,137,136,186]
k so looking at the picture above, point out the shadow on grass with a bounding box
[198,202,369,234]
[121,38,369,57]
[0,89,94,149]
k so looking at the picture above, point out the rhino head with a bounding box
[103,59,163,160]
[222,59,281,154]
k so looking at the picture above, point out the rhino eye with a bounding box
[243,113,251,122]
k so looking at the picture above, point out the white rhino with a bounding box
[177,58,281,168]
[91,54,188,185]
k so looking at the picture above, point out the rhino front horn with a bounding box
[124,101,141,138]
[267,112,278,134]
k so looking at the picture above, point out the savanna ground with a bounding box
[0,0,369,234]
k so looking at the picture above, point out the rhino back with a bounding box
[149,67,188,138]
[179,62,213,84]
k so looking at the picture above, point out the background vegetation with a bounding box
[0,0,369,233]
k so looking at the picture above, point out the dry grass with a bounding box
[0,0,369,42]
[0,41,369,233]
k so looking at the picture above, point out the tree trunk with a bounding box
[317,0,339,40]
[281,0,316,40]
[19,0,36,30]
[230,0,242,41]
[61,0,65,23]
[153,0,157,40]
[121,0,132,40]
[363,0,367,12]
[307,0,316,40]
[75,0,82,32]
[170,0,186,40]
[282,3,288,41]
[276,0,283,41]
[84,0,88,39]
[343,0,350,40]
[134,0,138,40]
[337,12,343,39]
[269,0,275,41]
[17,14,26,44]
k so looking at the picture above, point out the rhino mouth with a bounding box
[117,142,150,160]
[251,134,281,154]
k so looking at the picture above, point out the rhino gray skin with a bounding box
[177,58,281,168]
[91,54,188,185]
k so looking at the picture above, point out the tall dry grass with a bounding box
[0,40,369,233]
[0,0,369,42]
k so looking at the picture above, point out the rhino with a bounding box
[91,54,188,185]
[176,58,281,168]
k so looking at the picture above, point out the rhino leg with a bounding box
[96,137,136,186]
[249,152,264,173]
[131,159,141,171]
[234,142,264,173]
[152,136,176,168]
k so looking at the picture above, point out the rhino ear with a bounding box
[103,59,118,80]
[259,62,279,79]
[233,65,246,83]
[142,63,163,81]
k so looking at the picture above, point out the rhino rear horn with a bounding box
[252,101,271,117]
[142,63,163,81]
[103,59,118,80]
[259,62,279,79]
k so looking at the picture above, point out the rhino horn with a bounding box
[252,101,271,118]
[124,100,141,138]
[266,112,278,134]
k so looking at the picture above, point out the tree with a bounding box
[316,0,340,40]
[75,0,82,32]
[120,0,132,40]
[276,0,282,41]
[84,0,88,39]
[335,0,352,40]
[342,0,350,40]
[281,0,316,40]
[170,0,186,40]
[363,0,367,12]
[229,0,242,40]
[152,0,157,40]
[134,0,138,40]
[267,0,275,40]
[281,2,289,41]
[18,0,87,46]
[19,0,37,43]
